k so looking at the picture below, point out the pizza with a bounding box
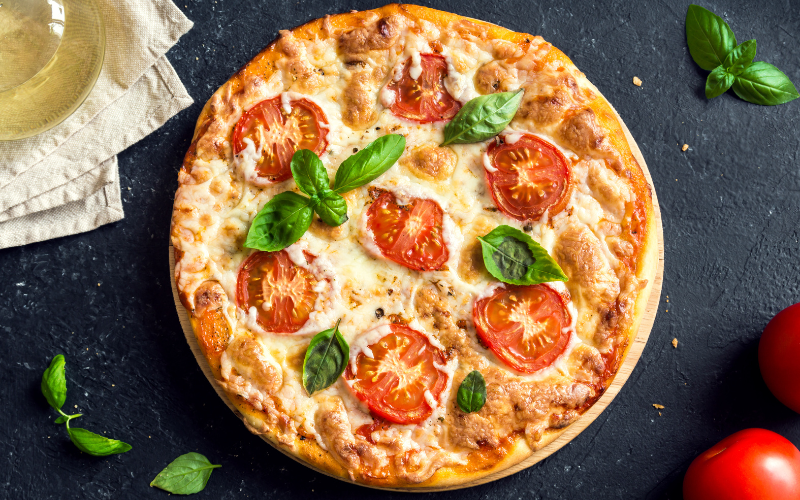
[170,4,658,489]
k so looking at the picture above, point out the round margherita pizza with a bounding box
[170,4,659,489]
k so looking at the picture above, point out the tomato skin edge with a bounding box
[759,302,800,414]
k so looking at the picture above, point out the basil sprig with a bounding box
[457,370,487,413]
[302,320,349,395]
[41,355,132,456]
[477,225,567,285]
[244,134,405,252]
[151,452,221,495]
[686,5,798,105]
[441,89,524,146]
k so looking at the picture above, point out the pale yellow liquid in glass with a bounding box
[0,0,104,141]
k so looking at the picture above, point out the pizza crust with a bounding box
[170,4,660,489]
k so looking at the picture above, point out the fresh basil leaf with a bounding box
[490,236,535,281]
[706,66,735,99]
[332,134,405,194]
[67,427,132,456]
[686,5,737,71]
[457,370,486,413]
[150,452,221,495]
[291,149,331,198]
[732,61,800,106]
[441,89,524,146]
[477,225,567,285]
[302,320,349,395]
[244,192,314,252]
[313,191,348,227]
[723,39,756,76]
[41,354,67,411]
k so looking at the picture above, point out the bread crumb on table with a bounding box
[672,338,678,348]
[633,76,642,86]
[653,404,665,409]
[682,144,689,151]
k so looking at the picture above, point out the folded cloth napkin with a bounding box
[0,0,194,249]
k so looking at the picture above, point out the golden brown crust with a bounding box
[171,3,659,489]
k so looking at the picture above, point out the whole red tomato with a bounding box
[683,428,800,500]
[760,303,800,413]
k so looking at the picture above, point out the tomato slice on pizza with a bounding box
[485,134,571,221]
[365,190,449,271]
[236,250,319,334]
[346,325,448,424]
[473,284,571,373]
[232,96,329,183]
[387,53,461,123]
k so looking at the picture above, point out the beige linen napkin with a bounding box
[0,0,194,249]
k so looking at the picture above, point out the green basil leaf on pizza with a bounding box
[290,149,331,198]
[150,452,221,495]
[244,192,314,252]
[477,225,567,285]
[333,134,405,194]
[313,191,348,227]
[457,370,487,413]
[441,89,523,146]
[302,320,349,395]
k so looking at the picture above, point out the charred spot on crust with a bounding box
[375,308,385,319]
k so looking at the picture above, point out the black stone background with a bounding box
[2,0,799,498]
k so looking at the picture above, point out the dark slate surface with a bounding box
[2,0,799,498]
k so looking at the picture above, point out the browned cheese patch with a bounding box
[399,143,457,181]
[554,224,620,350]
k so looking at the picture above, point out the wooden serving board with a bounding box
[168,106,664,491]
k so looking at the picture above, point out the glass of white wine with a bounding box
[0,0,105,141]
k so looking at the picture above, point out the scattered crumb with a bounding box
[97,283,101,286]
[672,338,678,348]
[633,76,642,86]
[196,57,199,61]
[682,144,689,152]
[653,404,665,409]
[659,412,662,416]
[112,384,115,387]
[74,405,78,408]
